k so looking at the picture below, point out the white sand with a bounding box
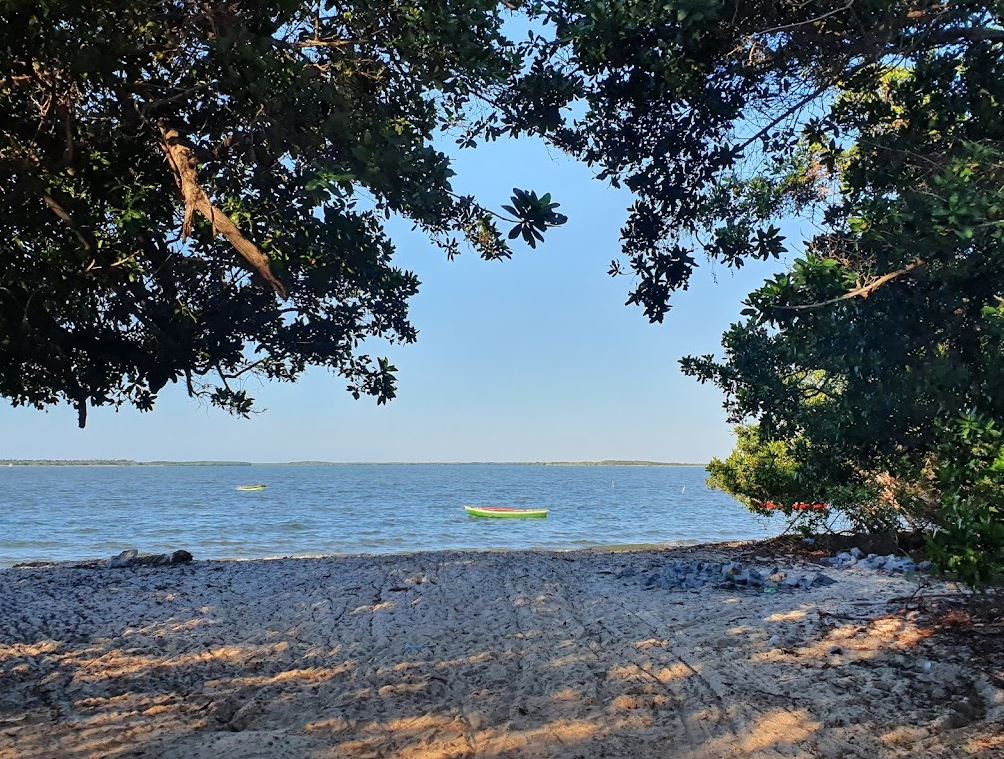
[1,545,1002,758]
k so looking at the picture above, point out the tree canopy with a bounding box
[1,0,568,426]
[4,0,1000,429]
[656,2,1004,581]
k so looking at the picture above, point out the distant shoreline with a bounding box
[0,459,707,468]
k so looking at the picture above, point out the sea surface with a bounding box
[0,465,779,566]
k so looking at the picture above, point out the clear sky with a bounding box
[0,134,796,463]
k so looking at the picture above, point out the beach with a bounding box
[2,543,1002,758]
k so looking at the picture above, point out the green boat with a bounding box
[236,484,267,492]
[464,505,549,519]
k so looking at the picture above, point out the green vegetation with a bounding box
[1,0,567,427]
[664,2,1004,584]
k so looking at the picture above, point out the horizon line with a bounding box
[1,458,709,467]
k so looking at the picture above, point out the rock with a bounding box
[917,560,932,571]
[811,573,837,588]
[836,551,853,562]
[849,547,863,559]
[883,556,898,571]
[768,572,786,584]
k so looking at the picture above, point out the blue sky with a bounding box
[0,134,796,463]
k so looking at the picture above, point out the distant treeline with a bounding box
[1,459,703,467]
[1,460,252,466]
[532,460,703,467]
[276,460,705,467]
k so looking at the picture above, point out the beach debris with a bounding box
[107,549,193,568]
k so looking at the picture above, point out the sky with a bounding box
[0,135,797,463]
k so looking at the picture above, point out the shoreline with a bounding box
[3,541,1001,758]
[5,540,721,570]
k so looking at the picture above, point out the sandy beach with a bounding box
[2,544,1002,758]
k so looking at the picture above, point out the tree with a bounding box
[510,0,1004,322]
[665,4,1004,580]
[1,0,567,426]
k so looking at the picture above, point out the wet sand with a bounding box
[2,545,1002,758]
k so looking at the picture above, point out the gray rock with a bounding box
[811,573,837,587]
[849,547,864,559]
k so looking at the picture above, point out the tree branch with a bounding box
[915,25,1004,47]
[158,123,288,299]
[777,260,926,311]
[750,0,856,38]
[730,83,830,157]
[40,193,96,253]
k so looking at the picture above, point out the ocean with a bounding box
[0,464,779,565]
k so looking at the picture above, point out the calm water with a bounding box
[0,465,778,566]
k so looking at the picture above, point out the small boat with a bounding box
[464,505,549,519]
[236,484,267,492]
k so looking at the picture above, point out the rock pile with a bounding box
[633,560,836,593]
[822,547,931,574]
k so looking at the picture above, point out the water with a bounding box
[0,465,779,566]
